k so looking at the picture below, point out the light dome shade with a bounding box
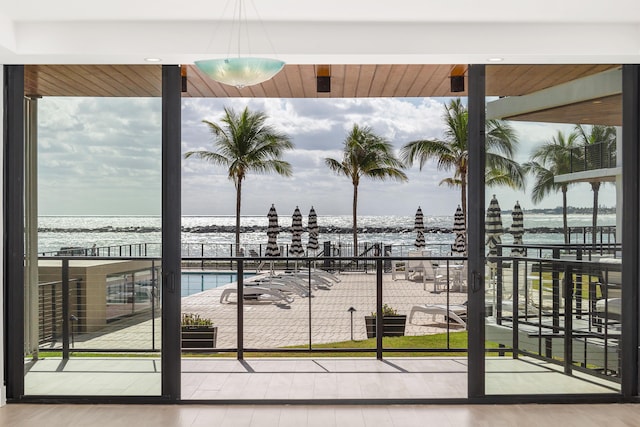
[195,57,285,88]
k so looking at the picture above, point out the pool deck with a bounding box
[183,270,467,349]
[63,270,467,350]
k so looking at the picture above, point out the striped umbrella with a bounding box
[452,205,466,254]
[486,195,504,263]
[289,206,305,257]
[307,206,319,253]
[453,233,466,255]
[265,204,280,257]
[511,201,525,257]
[265,204,281,275]
[414,206,425,248]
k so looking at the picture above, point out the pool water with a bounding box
[181,272,255,297]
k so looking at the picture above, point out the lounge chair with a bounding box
[219,285,294,304]
[247,275,312,297]
[281,271,336,289]
[409,303,467,328]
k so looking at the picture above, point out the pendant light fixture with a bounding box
[195,0,285,88]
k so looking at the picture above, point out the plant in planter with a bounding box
[364,304,407,338]
[181,313,217,350]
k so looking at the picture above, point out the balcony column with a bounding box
[616,128,623,244]
[25,96,39,360]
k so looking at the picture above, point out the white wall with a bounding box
[0,64,6,407]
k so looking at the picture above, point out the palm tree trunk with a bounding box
[562,186,569,244]
[235,179,242,256]
[353,183,358,255]
[591,181,600,247]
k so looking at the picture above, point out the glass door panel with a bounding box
[484,64,622,395]
[24,88,163,396]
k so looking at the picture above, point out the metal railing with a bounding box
[570,141,617,173]
[488,244,622,383]
[35,254,469,359]
[36,258,161,357]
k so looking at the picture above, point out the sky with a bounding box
[36,96,617,217]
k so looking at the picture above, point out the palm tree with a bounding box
[325,124,407,252]
[523,130,579,244]
[400,98,523,227]
[185,106,294,255]
[574,124,617,246]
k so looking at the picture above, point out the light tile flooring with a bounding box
[182,357,467,400]
[24,356,619,399]
[1,402,639,427]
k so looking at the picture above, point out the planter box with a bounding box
[181,325,217,350]
[364,315,406,338]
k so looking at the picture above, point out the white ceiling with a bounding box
[1,0,640,64]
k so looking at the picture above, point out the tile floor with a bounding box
[1,402,639,427]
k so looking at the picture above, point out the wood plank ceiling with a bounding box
[23,63,621,124]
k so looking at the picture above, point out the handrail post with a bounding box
[575,248,583,319]
[563,264,574,375]
[376,259,383,360]
[552,247,561,338]
[62,259,70,360]
[496,246,503,325]
[308,260,312,351]
[237,259,244,360]
[512,260,519,359]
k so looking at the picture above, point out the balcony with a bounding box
[555,141,619,185]
[570,141,617,173]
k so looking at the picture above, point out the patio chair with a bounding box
[405,250,426,285]
[423,260,445,292]
[592,258,622,328]
[409,303,467,328]
[248,249,265,272]
[488,263,538,317]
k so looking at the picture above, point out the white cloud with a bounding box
[37,96,616,217]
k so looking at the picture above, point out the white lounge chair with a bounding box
[280,271,335,289]
[247,275,311,297]
[219,286,294,304]
[409,303,467,328]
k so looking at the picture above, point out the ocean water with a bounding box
[37,213,617,256]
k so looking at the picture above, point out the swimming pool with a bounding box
[181,271,255,297]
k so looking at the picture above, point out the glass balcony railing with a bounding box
[570,141,617,173]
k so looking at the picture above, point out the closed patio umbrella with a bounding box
[414,206,425,249]
[307,206,319,254]
[289,206,305,272]
[486,195,504,262]
[511,201,525,257]
[265,204,281,257]
[486,195,504,311]
[452,205,466,255]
